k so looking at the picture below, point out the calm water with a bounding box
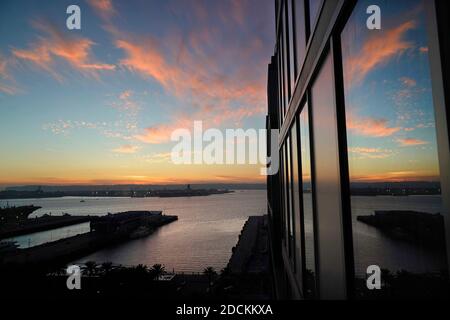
[3,222,91,248]
[3,192,447,275]
[3,190,266,272]
[350,195,446,276]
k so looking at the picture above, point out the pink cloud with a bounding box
[348,147,393,159]
[104,0,271,144]
[87,0,116,20]
[134,125,179,144]
[345,21,416,86]
[0,53,21,95]
[347,116,401,137]
[117,33,266,143]
[12,20,115,81]
[397,138,428,146]
[400,77,417,87]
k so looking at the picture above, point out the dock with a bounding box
[227,215,269,274]
[0,211,177,267]
[218,215,272,299]
[0,214,93,239]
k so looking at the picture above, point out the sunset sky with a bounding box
[342,0,441,183]
[0,0,274,186]
[0,0,441,188]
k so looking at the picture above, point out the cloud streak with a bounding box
[111,0,272,144]
[347,115,401,137]
[12,20,115,81]
[112,144,140,154]
[0,53,21,95]
[348,147,393,159]
[344,20,416,86]
[87,0,116,20]
[397,138,428,146]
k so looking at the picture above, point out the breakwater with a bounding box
[0,211,177,267]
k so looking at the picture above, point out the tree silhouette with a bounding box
[83,261,97,276]
[101,262,113,275]
[150,264,165,280]
[203,266,218,290]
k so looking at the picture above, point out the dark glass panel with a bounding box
[285,136,293,257]
[282,3,290,108]
[294,0,307,76]
[287,0,296,91]
[300,103,316,299]
[341,0,448,298]
[309,0,321,32]
[311,52,347,299]
[291,120,303,281]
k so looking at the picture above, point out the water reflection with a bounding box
[341,0,448,298]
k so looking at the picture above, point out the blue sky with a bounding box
[342,0,440,182]
[0,0,274,186]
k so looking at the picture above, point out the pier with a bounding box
[219,215,272,299]
[0,211,177,267]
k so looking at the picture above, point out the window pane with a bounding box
[309,0,321,32]
[291,120,303,282]
[278,51,283,127]
[341,0,449,298]
[286,136,294,258]
[283,143,290,244]
[280,36,286,117]
[282,4,290,107]
[280,145,286,241]
[288,0,296,90]
[294,0,306,75]
[311,52,347,299]
[300,104,316,299]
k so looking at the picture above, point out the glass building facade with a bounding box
[266,0,450,299]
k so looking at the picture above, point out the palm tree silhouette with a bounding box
[203,266,218,290]
[134,264,148,274]
[150,264,165,280]
[83,261,97,276]
[101,262,113,275]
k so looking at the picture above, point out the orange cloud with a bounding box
[351,171,438,182]
[106,1,269,144]
[134,118,192,144]
[0,55,8,77]
[12,20,115,80]
[0,84,18,95]
[116,38,175,89]
[347,116,401,137]
[348,147,392,159]
[87,0,116,20]
[397,138,428,146]
[0,53,21,95]
[112,144,140,154]
[117,35,266,143]
[400,77,416,87]
[345,21,416,86]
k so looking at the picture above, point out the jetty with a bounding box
[0,205,93,239]
[220,215,271,299]
[0,211,177,266]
